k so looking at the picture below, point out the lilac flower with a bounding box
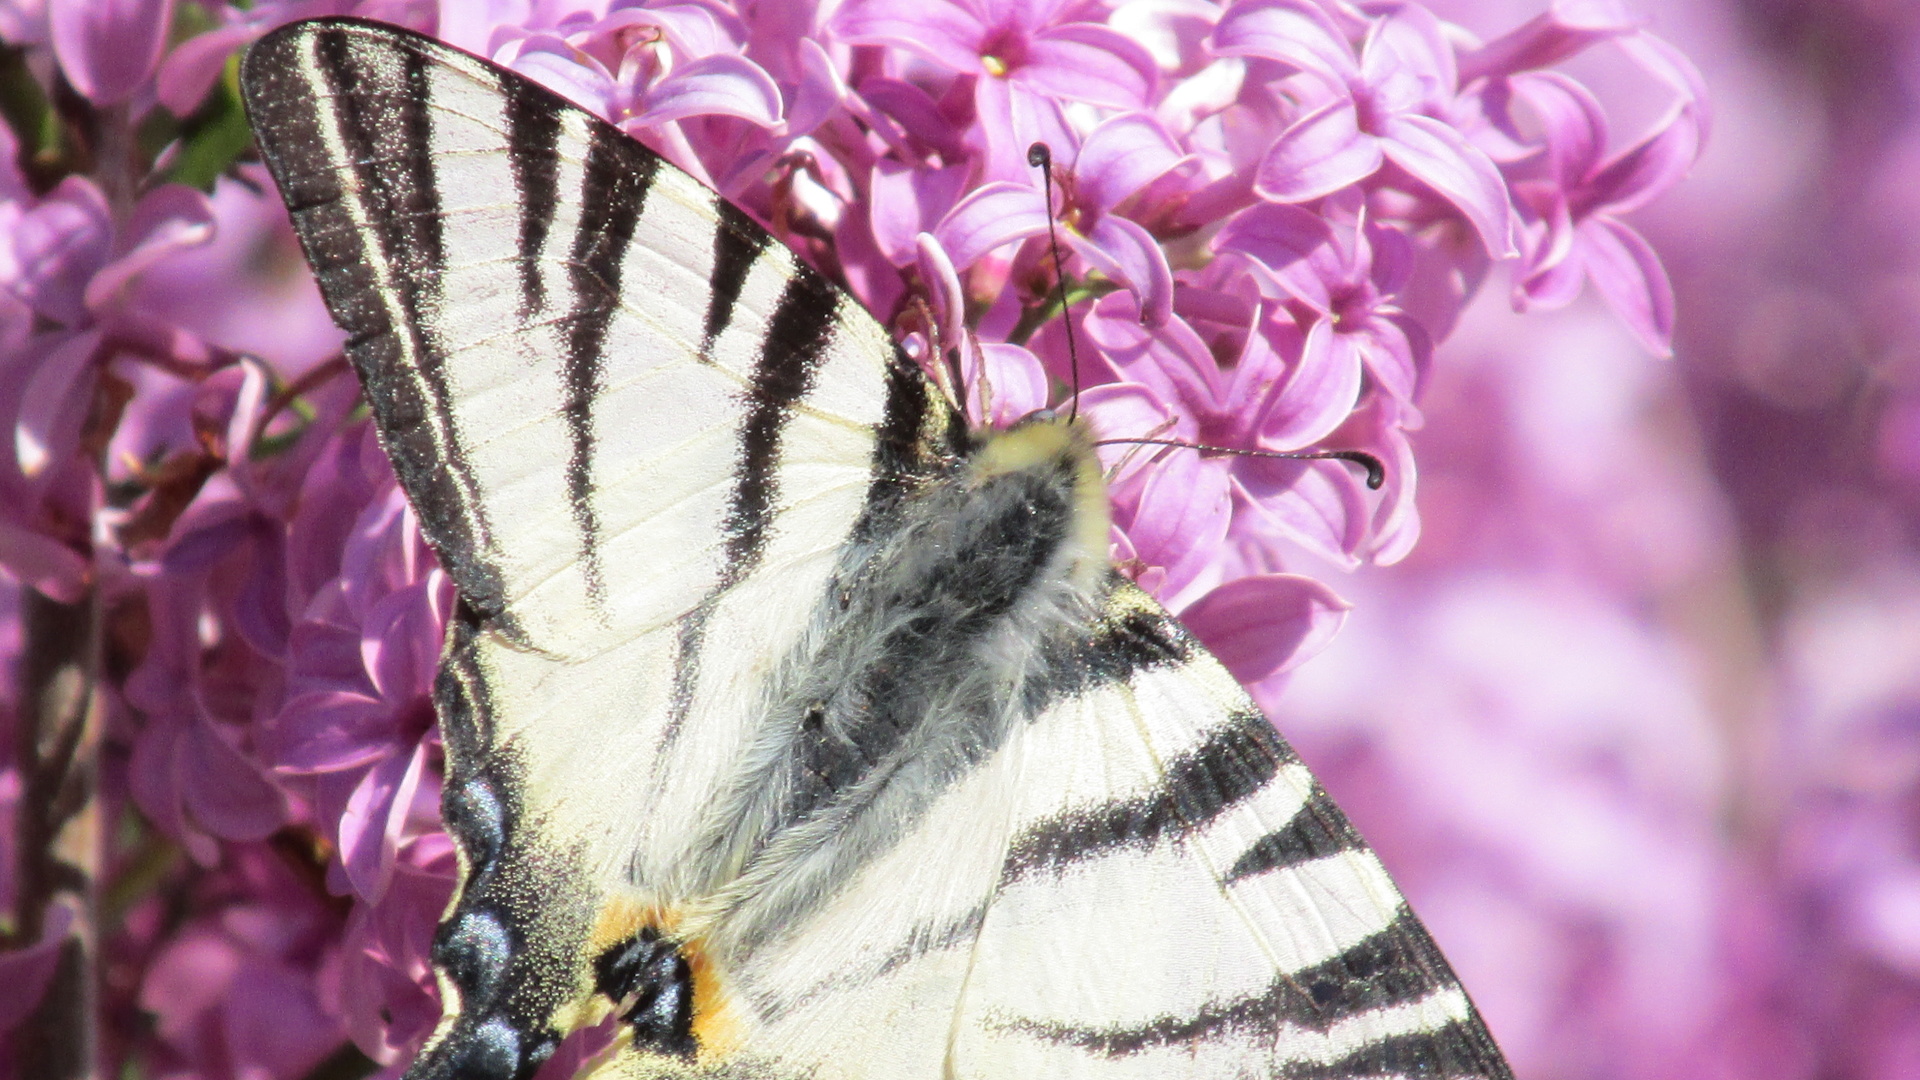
[930,111,1191,325]
[1214,0,1518,257]
[1500,71,1700,355]
[48,0,175,105]
[832,0,1159,180]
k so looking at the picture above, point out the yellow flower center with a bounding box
[981,54,1009,77]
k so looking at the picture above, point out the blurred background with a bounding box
[1271,0,1920,1076]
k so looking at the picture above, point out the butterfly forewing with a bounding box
[242,17,1512,1080]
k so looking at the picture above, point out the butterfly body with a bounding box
[241,18,1513,1080]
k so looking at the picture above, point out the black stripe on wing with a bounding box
[1225,783,1366,883]
[1002,707,1296,883]
[561,127,660,612]
[661,265,843,752]
[506,77,560,321]
[1006,915,1503,1074]
[1278,1019,1513,1080]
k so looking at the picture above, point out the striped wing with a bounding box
[242,18,1511,1080]
[737,583,1512,1079]
[959,585,1509,1076]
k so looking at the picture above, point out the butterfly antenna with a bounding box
[1028,143,1080,423]
[1094,437,1387,490]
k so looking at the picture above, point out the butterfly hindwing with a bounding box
[242,17,1512,1080]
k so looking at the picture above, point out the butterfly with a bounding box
[240,17,1513,1080]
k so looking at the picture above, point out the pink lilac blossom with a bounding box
[0,1,1702,1077]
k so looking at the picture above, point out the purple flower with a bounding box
[1502,71,1701,355]
[1214,0,1518,257]
[931,111,1192,325]
[49,0,174,105]
[1216,197,1431,404]
[833,0,1158,181]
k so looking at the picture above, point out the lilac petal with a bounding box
[1580,216,1674,356]
[0,519,89,602]
[1262,317,1363,448]
[830,0,989,73]
[1254,98,1383,204]
[1583,102,1702,215]
[1209,0,1357,84]
[49,0,173,105]
[853,76,969,160]
[1359,5,1455,100]
[1021,24,1158,108]
[1350,314,1416,401]
[1232,460,1368,566]
[972,75,1075,185]
[181,717,286,841]
[1177,573,1350,683]
[871,160,970,264]
[1128,451,1232,601]
[364,578,448,703]
[1080,295,1223,413]
[511,41,616,116]
[6,176,112,325]
[1074,113,1188,213]
[1077,380,1186,486]
[1514,71,1608,187]
[220,956,341,1080]
[1213,202,1335,310]
[275,691,396,773]
[1380,113,1519,258]
[1618,29,1711,138]
[14,330,99,484]
[1517,238,1587,310]
[639,53,783,128]
[339,743,426,903]
[84,184,217,313]
[784,38,847,135]
[1456,5,1640,83]
[1067,215,1175,328]
[933,181,1049,270]
[973,342,1051,425]
[157,23,260,115]
[914,233,966,340]
[601,4,743,60]
[0,901,72,1034]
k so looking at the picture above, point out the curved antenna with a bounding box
[1027,143,1080,422]
[1094,438,1387,490]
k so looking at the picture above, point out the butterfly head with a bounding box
[969,413,1111,593]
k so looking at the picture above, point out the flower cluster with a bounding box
[0,1,1699,1076]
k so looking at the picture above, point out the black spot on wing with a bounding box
[561,128,658,611]
[593,929,697,1059]
[1225,784,1365,883]
[1002,707,1294,883]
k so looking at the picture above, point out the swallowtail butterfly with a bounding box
[240,18,1514,1080]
